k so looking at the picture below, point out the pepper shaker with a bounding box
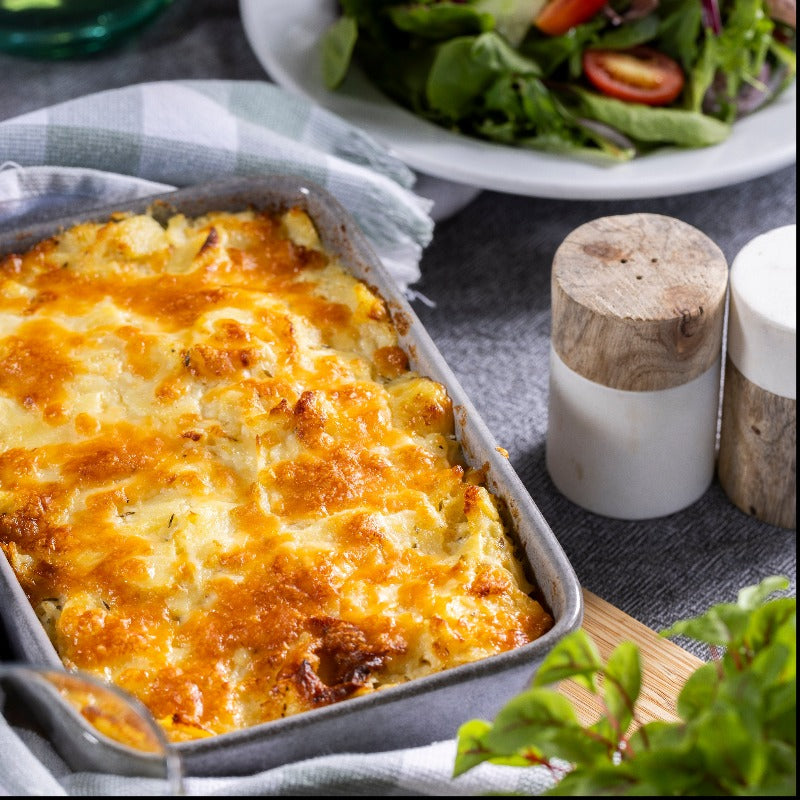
[546,213,728,520]
[718,224,796,529]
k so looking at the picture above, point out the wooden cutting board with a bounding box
[558,589,704,726]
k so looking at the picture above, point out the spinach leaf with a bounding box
[657,0,704,69]
[388,3,495,40]
[594,15,661,50]
[574,89,731,146]
[520,19,605,77]
[321,16,359,90]
[426,32,540,118]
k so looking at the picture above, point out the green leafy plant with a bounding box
[454,576,796,795]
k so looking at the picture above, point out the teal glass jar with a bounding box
[0,0,174,59]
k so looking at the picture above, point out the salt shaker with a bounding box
[546,213,728,520]
[718,224,796,529]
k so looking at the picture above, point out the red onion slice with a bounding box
[576,117,636,151]
[603,0,659,25]
[701,0,723,34]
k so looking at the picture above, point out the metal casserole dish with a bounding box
[0,175,582,777]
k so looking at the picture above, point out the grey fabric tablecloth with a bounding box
[0,0,795,680]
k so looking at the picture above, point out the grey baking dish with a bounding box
[0,175,582,777]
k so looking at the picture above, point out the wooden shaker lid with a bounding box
[551,213,729,391]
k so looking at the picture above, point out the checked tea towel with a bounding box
[0,713,557,796]
[0,79,434,289]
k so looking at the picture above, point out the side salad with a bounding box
[321,1,797,162]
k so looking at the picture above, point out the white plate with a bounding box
[240,0,796,201]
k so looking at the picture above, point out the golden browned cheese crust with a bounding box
[0,207,553,741]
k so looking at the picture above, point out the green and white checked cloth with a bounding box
[0,713,557,796]
[0,79,434,288]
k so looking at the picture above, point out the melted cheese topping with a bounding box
[0,207,553,741]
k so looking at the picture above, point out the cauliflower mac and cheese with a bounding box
[0,206,553,741]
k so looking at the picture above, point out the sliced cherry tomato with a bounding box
[534,0,608,36]
[582,46,685,106]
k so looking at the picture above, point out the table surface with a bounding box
[0,0,795,662]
